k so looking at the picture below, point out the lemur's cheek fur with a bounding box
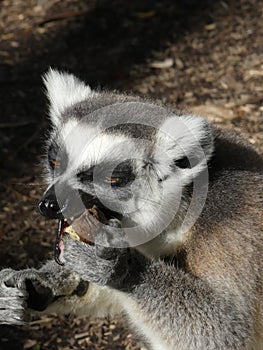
[59,236,86,267]
[61,235,134,289]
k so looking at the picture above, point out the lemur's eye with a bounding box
[48,142,64,171]
[105,172,135,187]
[105,177,123,185]
[50,159,61,167]
[47,141,68,174]
[49,158,61,170]
[105,161,136,187]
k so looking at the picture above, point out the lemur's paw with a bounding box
[0,268,60,315]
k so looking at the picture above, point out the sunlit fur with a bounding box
[43,68,95,126]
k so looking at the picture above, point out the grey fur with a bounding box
[0,269,29,325]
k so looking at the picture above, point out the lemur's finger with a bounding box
[0,296,26,310]
[0,309,26,326]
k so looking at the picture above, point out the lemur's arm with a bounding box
[0,260,121,325]
[62,237,251,350]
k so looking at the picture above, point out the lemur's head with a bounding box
[39,69,214,251]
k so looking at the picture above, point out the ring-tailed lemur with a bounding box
[0,69,262,350]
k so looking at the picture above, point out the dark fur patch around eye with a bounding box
[77,166,95,183]
[174,156,191,169]
[110,160,136,187]
[77,160,135,187]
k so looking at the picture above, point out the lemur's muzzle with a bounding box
[38,185,93,220]
[38,184,123,264]
[38,184,92,265]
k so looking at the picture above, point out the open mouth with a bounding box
[54,205,121,265]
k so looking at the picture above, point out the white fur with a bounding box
[118,294,170,350]
[43,283,122,317]
[61,122,138,174]
[43,68,94,126]
[155,115,213,182]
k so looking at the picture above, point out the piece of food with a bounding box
[65,205,109,244]
[55,205,109,264]
[64,226,80,241]
[73,206,107,243]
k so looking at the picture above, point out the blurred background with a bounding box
[0,0,262,349]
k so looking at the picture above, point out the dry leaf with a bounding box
[149,58,174,69]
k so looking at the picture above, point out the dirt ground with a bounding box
[0,0,262,349]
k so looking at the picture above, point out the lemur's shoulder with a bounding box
[210,127,263,174]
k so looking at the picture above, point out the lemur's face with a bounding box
[39,70,213,249]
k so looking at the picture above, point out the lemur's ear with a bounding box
[43,68,93,126]
[155,115,214,181]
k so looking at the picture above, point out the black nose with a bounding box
[38,195,62,219]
